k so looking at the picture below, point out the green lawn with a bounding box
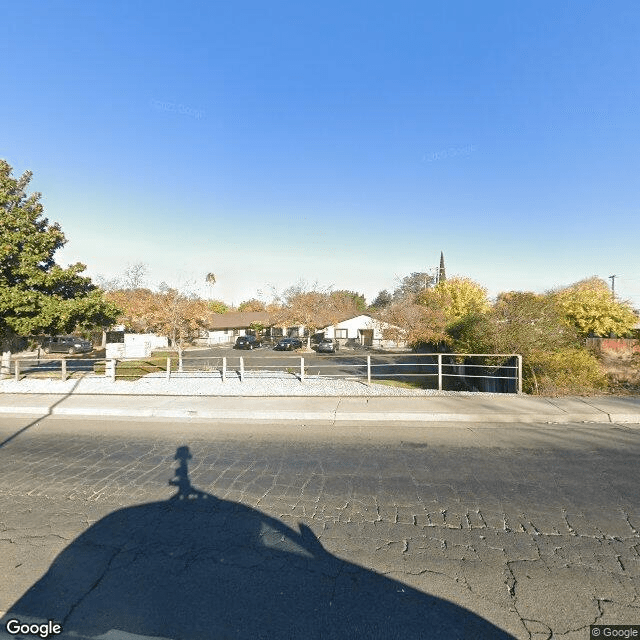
[94,352,180,380]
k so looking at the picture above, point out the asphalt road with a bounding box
[1,416,639,639]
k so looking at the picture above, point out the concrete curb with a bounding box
[1,404,639,424]
[1,392,640,424]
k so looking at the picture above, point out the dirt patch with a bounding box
[598,347,640,394]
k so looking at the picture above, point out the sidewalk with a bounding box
[1,391,639,424]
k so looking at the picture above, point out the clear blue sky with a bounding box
[2,1,639,307]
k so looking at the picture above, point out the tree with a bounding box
[104,288,162,333]
[205,272,217,299]
[0,160,120,347]
[328,290,367,315]
[268,282,332,349]
[446,290,609,395]
[105,286,211,351]
[370,289,393,310]
[158,288,209,352]
[122,262,149,289]
[208,299,229,314]
[448,292,578,357]
[551,277,638,337]
[280,285,329,349]
[416,277,489,324]
[376,300,448,347]
[238,298,266,312]
[393,272,435,301]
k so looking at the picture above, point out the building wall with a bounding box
[585,338,640,353]
[322,315,407,348]
[106,333,168,358]
[197,329,244,345]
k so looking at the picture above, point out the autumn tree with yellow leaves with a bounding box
[551,277,638,338]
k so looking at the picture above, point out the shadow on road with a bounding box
[2,446,515,640]
[0,377,83,449]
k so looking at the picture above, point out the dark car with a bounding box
[234,335,262,350]
[42,335,93,355]
[273,338,303,351]
[316,338,339,353]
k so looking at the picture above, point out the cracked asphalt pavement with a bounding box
[0,415,638,639]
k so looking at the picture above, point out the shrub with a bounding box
[525,348,608,396]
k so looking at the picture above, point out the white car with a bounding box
[316,338,339,353]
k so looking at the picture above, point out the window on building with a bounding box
[335,329,348,339]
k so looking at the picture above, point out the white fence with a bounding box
[2,352,523,393]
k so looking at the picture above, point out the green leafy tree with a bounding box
[551,277,638,337]
[449,292,578,356]
[447,290,609,395]
[393,272,435,301]
[208,299,229,314]
[369,289,393,310]
[0,160,120,347]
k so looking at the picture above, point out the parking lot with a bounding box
[181,343,442,379]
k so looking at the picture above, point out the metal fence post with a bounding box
[240,357,244,382]
[14,359,20,382]
[367,355,371,384]
[300,357,305,382]
[517,355,523,394]
[166,357,171,380]
[61,359,67,382]
[222,357,226,382]
[438,354,442,391]
[1,352,10,379]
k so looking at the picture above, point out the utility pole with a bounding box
[609,275,616,299]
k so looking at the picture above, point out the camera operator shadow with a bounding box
[1,445,515,639]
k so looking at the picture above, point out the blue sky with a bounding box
[2,1,639,307]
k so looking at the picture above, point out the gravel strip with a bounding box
[0,372,504,397]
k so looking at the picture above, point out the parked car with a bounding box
[234,335,262,350]
[42,335,93,355]
[316,338,339,353]
[273,338,303,351]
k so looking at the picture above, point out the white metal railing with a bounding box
[3,352,523,393]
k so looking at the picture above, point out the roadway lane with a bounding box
[0,416,639,638]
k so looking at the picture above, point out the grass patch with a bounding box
[372,378,436,390]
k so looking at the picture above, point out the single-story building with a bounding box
[198,311,273,346]
[198,312,408,350]
[319,314,407,349]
